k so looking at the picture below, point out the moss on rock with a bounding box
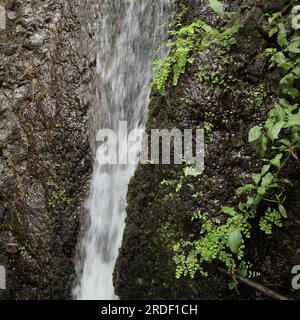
[114,0,300,300]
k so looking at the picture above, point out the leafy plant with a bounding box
[153,1,241,95]
[173,5,300,282]
[248,85,267,108]
[209,0,224,16]
[46,178,72,208]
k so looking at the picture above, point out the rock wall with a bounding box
[114,0,300,299]
[0,0,299,301]
[0,0,91,299]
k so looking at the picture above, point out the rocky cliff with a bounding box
[0,0,91,299]
[1,0,299,301]
[114,0,300,300]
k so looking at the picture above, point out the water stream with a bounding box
[74,0,170,300]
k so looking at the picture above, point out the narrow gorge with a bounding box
[0,0,299,301]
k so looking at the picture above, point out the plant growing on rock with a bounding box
[153,0,241,95]
[172,4,300,285]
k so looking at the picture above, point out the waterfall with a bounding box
[74,0,170,300]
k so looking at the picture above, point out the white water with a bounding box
[74,0,170,300]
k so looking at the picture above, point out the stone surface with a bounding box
[114,0,300,300]
[0,0,91,299]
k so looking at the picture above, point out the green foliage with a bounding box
[160,179,175,187]
[174,209,252,279]
[173,6,300,282]
[197,67,238,90]
[228,229,243,254]
[175,163,202,193]
[197,68,211,83]
[153,1,241,95]
[248,84,267,108]
[153,21,213,95]
[267,11,300,99]
[238,261,261,278]
[183,166,201,177]
[19,246,28,257]
[46,178,71,208]
[259,208,284,235]
[153,57,174,96]
[209,0,224,16]
[204,121,214,138]
[192,191,204,198]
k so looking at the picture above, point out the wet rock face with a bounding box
[114,0,300,299]
[0,1,91,299]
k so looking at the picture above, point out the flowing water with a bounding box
[74,0,170,300]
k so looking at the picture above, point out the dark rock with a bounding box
[114,0,300,300]
[0,0,91,300]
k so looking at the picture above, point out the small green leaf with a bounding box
[228,281,237,290]
[267,121,285,140]
[253,194,264,206]
[286,111,300,127]
[261,172,274,187]
[222,206,236,216]
[255,135,268,156]
[288,36,300,53]
[209,0,224,16]
[271,52,289,69]
[246,196,254,207]
[280,178,293,186]
[236,184,255,195]
[183,166,200,177]
[268,12,281,25]
[228,229,243,254]
[261,164,271,176]
[176,182,182,193]
[238,202,245,211]
[249,126,262,143]
[278,98,295,110]
[270,153,283,169]
[279,204,287,218]
[277,23,288,48]
[280,74,299,99]
[252,173,261,185]
[279,139,291,147]
[273,103,285,121]
[269,27,278,38]
[257,186,267,195]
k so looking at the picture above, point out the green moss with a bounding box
[159,220,177,249]
[192,191,204,198]
[174,4,300,283]
[204,121,214,138]
[153,7,241,95]
[19,246,28,257]
[203,111,216,139]
[248,84,267,108]
[197,68,238,89]
[46,178,71,208]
